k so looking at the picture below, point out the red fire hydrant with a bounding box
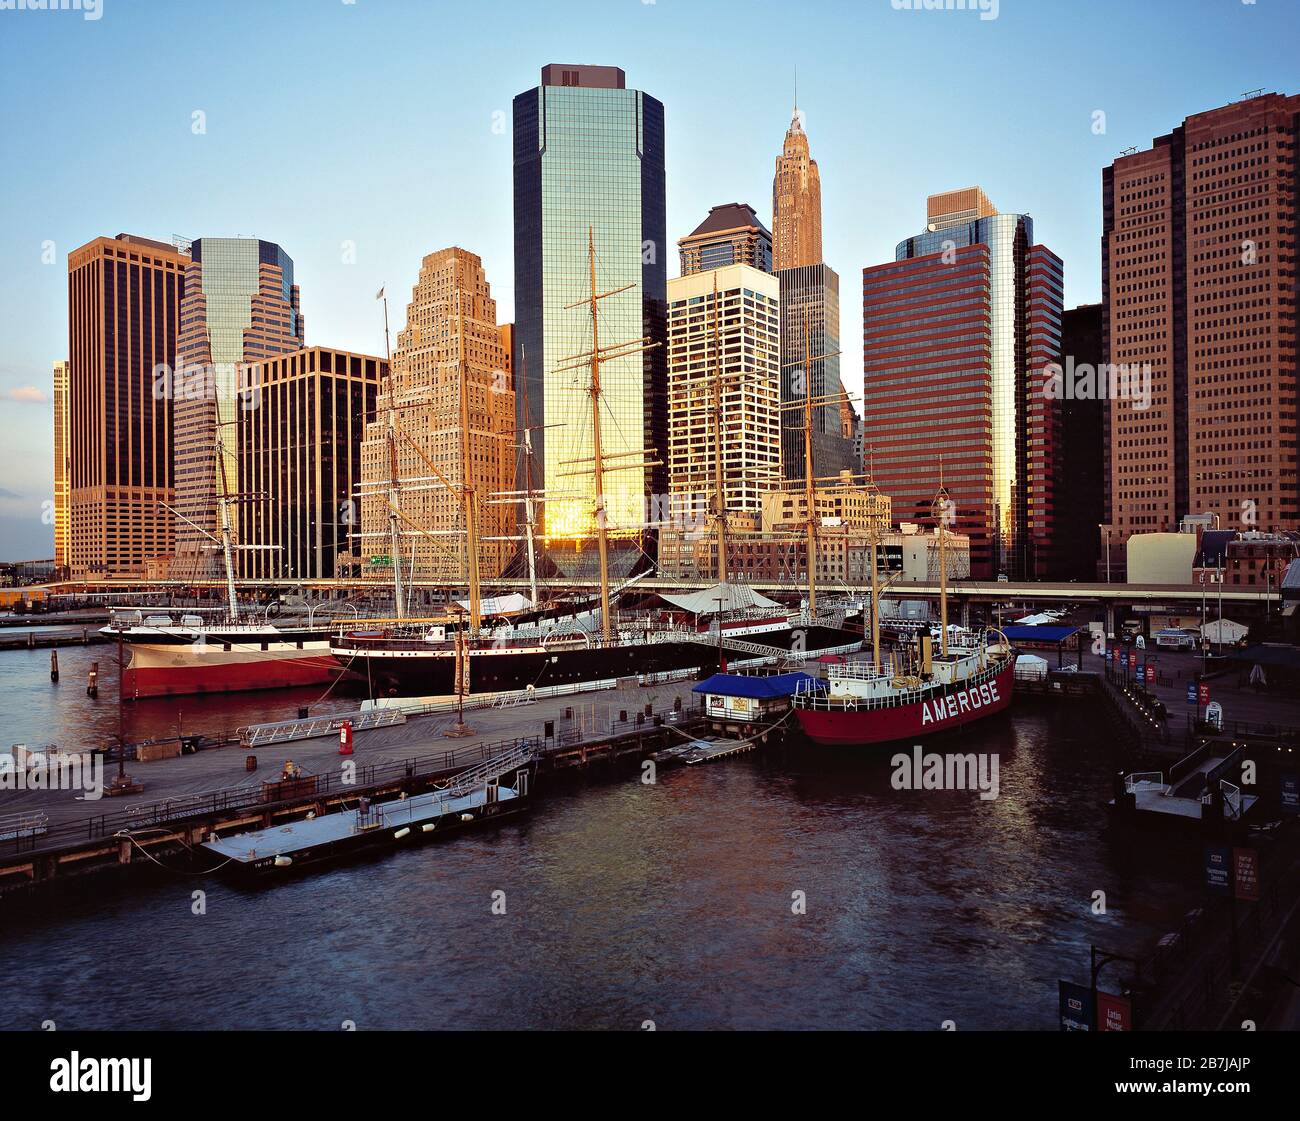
[338,721,354,756]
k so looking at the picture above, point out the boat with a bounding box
[792,480,1016,746]
[105,608,346,700]
[333,228,861,698]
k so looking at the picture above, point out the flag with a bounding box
[375,285,385,300]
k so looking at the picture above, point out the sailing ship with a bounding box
[103,438,347,699]
[792,483,1015,746]
[331,229,861,699]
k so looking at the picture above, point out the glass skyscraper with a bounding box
[173,237,303,570]
[513,64,666,558]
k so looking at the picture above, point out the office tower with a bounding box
[777,262,856,481]
[52,359,70,572]
[357,248,516,588]
[66,234,186,577]
[772,107,822,271]
[513,64,666,561]
[661,265,782,577]
[172,238,304,572]
[236,347,384,581]
[770,103,855,482]
[678,204,773,276]
[863,189,1064,580]
[1056,303,1106,580]
[1103,92,1300,552]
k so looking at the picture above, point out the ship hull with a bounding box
[794,661,1015,747]
[333,624,860,698]
[122,641,339,700]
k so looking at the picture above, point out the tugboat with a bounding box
[793,482,1015,746]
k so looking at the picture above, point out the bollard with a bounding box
[339,721,354,755]
[87,662,99,698]
[298,706,309,720]
[50,650,59,683]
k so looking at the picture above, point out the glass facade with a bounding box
[173,237,303,570]
[513,73,666,553]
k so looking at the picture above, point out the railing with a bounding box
[0,809,48,843]
[0,736,541,858]
[1124,771,1168,795]
[239,707,406,747]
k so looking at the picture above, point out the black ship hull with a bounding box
[333,625,858,698]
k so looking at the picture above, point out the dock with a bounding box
[649,736,756,768]
[203,743,535,874]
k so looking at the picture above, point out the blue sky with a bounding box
[1,0,1297,559]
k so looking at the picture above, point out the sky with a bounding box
[1,0,1297,560]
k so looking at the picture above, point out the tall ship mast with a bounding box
[792,479,1015,746]
[330,229,864,701]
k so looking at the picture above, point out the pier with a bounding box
[0,676,710,899]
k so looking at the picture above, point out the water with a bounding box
[0,639,360,752]
[0,638,1206,1029]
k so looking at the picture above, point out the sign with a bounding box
[1134,665,1145,684]
[1233,848,1260,902]
[369,554,392,567]
[1096,990,1133,1032]
[1281,773,1299,816]
[1186,682,1198,705]
[1058,980,1094,1031]
[1204,845,1231,896]
[1120,650,1129,668]
[1198,682,1211,706]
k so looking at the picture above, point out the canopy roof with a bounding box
[455,593,533,616]
[659,582,781,615]
[999,625,1080,644]
[692,672,822,699]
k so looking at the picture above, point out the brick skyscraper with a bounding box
[66,234,186,577]
[772,108,822,272]
[1103,92,1300,552]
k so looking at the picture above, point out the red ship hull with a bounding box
[123,648,339,700]
[794,661,1015,746]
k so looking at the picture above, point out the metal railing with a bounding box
[239,707,406,748]
[0,736,540,858]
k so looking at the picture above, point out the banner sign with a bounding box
[1204,845,1232,896]
[1233,848,1260,902]
[1058,980,1094,1031]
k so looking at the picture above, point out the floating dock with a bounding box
[202,782,527,874]
[649,736,755,768]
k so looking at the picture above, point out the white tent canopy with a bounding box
[659,582,782,615]
[455,593,534,616]
[1199,619,1248,644]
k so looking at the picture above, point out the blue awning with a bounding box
[692,672,823,699]
[999,625,1081,644]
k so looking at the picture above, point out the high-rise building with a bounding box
[1056,303,1106,581]
[357,248,516,589]
[770,103,855,483]
[863,190,1064,579]
[660,265,782,577]
[237,347,384,581]
[678,204,773,276]
[513,64,666,559]
[172,238,304,572]
[66,234,186,577]
[777,262,856,481]
[1103,93,1300,552]
[772,108,822,272]
[52,359,70,572]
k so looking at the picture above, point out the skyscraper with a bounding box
[1103,92,1300,553]
[172,237,304,572]
[358,248,515,590]
[770,104,855,483]
[1057,303,1106,581]
[678,203,773,276]
[66,234,186,577]
[52,359,70,573]
[513,64,666,558]
[772,108,822,272]
[863,190,1064,579]
[237,346,384,581]
[661,264,782,578]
